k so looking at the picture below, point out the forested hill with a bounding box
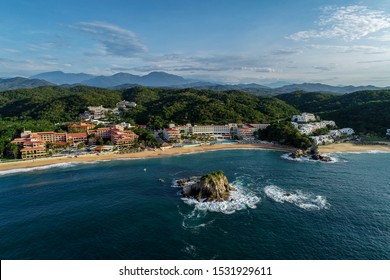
[276,90,390,135]
[121,87,298,126]
[0,86,298,126]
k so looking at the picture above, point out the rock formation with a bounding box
[289,147,332,162]
[177,171,236,202]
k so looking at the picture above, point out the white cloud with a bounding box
[289,5,390,41]
[71,22,147,57]
[0,57,72,76]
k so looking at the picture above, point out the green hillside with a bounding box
[0,86,298,126]
[121,87,298,127]
[276,90,390,135]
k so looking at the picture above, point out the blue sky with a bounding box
[1,0,390,86]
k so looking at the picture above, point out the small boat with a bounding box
[158,178,165,183]
[143,168,147,172]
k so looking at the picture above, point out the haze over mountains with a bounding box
[0,71,388,95]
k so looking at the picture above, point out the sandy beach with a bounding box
[0,143,293,172]
[318,142,390,153]
[1,142,389,172]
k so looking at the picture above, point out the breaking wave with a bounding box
[334,150,390,154]
[280,153,339,163]
[173,178,261,215]
[0,162,77,176]
[264,185,330,210]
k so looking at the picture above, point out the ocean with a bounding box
[0,149,389,259]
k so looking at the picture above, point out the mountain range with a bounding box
[0,71,388,94]
[0,77,53,91]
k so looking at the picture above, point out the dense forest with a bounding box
[0,85,298,126]
[276,90,390,135]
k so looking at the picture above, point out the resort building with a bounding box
[165,123,266,140]
[13,130,88,151]
[190,125,232,138]
[12,133,47,159]
[236,124,262,140]
[387,129,390,137]
[291,113,316,123]
[162,128,181,141]
[339,128,355,135]
[116,100,137,109]
[297,121,336,135]
[329,130,342,138]
[110,129,139,146]
[67,122,96,132]
[37,132,67,143]
[88,127,112,139]
[66,133,88,145]
[311,135,334,145]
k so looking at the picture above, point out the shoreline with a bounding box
[0,143,293,172]
[1,142,389,173]
[318,142,390,153]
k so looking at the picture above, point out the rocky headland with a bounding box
[176,170,236,202]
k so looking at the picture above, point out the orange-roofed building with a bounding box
[20,146,47,159]
[68,122,96,132]
[66,132,88,145]
[88,128,111,139]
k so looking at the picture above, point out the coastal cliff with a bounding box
[177,170,236,202]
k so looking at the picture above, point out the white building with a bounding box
[116,100,137,109]
[291,113,316,123]
[297,121,336,135]
[329,130,342,138]
[311,135,334,145]
[387,129,390,137]
[190,125,233,139]
[87,105,111,120]
[340,128,354,135]
[162,128,181,141]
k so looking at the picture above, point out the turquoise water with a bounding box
[0,149,389,259]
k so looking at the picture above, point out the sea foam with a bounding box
[0,162,77,176]
[280,153,339,163]
[264,185,330,210]
[173,178,261,215]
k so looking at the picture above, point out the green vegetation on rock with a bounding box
[276,90,390,135]
[256,121,314,149]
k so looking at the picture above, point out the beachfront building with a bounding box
[291,113,316,123]
[12,132,47,159]
[162,128,181,142]
[190,125,232,139]
[387,129,390,138]
[110,129,139,146]
[13,130,88,150]
[165,123,267,141]
[236,124,262,140]
[87,125,139,146]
